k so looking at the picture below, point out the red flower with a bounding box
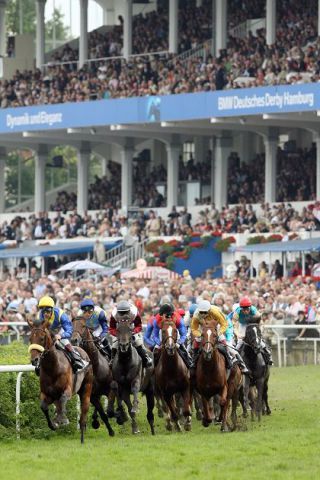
[189,241,202,248]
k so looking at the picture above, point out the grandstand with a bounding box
[0,0,319,274]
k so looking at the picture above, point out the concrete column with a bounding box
[264,129,278,203]
[35,0,46,69]
[166,143,180,208]
[214,135,232,210]
[315,134,320,200]
[34,145,47,213]
[104,8,115,26]
[215,0,227,57]
[266,0,276,46]
[121,143,134,213]
[196,0,203,7]
[77,143,90,214]
[0,147,6,212]
[123,0,132,59]
[0,0,7,58]
[169,0,178,54]
[194,136,205,163]
[319,0,320,36]
[210,139,215,204]
[79,0,88,68]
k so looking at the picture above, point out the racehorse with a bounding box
[240,323,271,421]
[71,318,115,437]
[154,320,192,432]
[111,321,155,435]
[27,318,92,443]
[195,321,242,432]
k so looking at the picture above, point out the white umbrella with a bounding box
[56,260,105,272]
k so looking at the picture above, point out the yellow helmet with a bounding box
[38,296,55,309]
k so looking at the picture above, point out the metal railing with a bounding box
[175,39,214,64]
[104,241,126,264]
[106,238,148,269]
[261,324,320,367]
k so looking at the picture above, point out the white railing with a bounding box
[175,39,213,64]
[0,322,28,343]
[107,238,148,269]
[0,364,35,438]
[104,241,126,264]
[261,324,320,368]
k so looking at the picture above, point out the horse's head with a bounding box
[71,316,87,347]
[27,317,52,367]
[161,320,178,356]
[117,321,132,353]
[244,323,262,354]
[201,321,219,360]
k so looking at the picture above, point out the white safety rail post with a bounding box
[261,324,320,367]
[0,322,28,343]
[0,365,35,439]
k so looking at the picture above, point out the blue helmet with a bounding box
[80,298,95,309]
[189,304,198,317]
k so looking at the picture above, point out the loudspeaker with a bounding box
[52,155,63,167]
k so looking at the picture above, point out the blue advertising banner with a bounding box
[0,83,319,134]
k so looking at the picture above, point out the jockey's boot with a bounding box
[100,337,112,359]
[178,344,192,369]
[235,351,249,374]
[217,344,233,370]
[262,346,274,365]
[153,346,161,367]
[191,348,201,371]
[65,345,89,373]
[136,345,153,368]
[109,348,117,368]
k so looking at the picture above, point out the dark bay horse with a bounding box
[195,321,242,432]
[154,320,192,432]
[241,323,271,421]
[112,321,155,435]
[71,318,115,437]
[27,319,93,443]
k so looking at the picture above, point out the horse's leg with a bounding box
[40,395,56,431]
[145,385,155,435]
[263,378,271,415]
[78,380,92,444]
[193,391,203,421]
[123,391,139,434]
[201,396,213,427]
[255,378,265,422]
[91,395,115,437]
[219,383,229,432]
[164,394,181,432]
[92,407,100,429]
[242,375,250,419]
[155,392,164,418]
[54,393,70,426]
[130,377,141,415]
[181,387,192,431]
[110,380,128,425]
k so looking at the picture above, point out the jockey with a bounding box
[79,298,111,358]
[184,303,198,352]
[37,296,88,373]
[153,303,192,368]
[109,300,152,368]
[190,300,234,370]
[231,296,273,365]
[144,314,157,351]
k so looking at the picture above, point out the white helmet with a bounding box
[198,300,211,313]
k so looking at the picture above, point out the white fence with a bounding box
[0,364,35,439]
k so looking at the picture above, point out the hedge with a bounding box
[0,342,78,438]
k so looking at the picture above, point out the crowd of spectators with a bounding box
[2,198,320,246]
[0,0,319,108]
[1,267,320,345]
[48,143,316,211]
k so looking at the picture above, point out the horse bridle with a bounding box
[28,326,52,361]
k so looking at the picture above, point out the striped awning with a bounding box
[121,266,181,280]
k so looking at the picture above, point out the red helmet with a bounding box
[178,308,185,317]
[239,296,251,308]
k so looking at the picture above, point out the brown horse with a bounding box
[154,320,192,432]
[28,319,93,443]
[71,318,115,437]
[195,321,242,432]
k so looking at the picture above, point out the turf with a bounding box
[0,365,319,480]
